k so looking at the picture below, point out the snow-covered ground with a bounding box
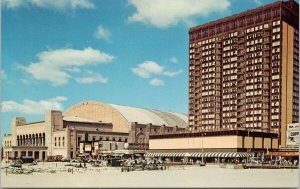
[1,162,298,188]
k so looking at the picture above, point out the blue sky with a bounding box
[1,0,279,136]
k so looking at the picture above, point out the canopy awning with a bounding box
[145,152,253,158]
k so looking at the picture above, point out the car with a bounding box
[70,159,82,163]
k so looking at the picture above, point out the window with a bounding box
[59,137,61,147]
[55,137,57,147]
[63,137,65,147]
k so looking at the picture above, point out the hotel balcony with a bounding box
[238,39,245,43]
[262,52,270,57]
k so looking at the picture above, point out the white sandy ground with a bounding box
[0,162,299,188]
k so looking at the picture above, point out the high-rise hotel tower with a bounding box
[188,0,299,147]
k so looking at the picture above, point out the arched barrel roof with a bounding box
[63,101,188,133]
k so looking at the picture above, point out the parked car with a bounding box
[20,156,34,163]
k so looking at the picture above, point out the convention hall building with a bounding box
[2,101,188,161]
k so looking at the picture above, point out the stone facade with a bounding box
[2,102,188,161]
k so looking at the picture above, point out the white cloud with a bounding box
[1,70,7,79]
[65,67,81,73]
[131,61,164,78]
[94,25,111,41]
[253,0,263,6]
[50,96,67,101]
[149,78,164,86]
[19,47,114,86]
[163,69,183,77]
[75,71,108,84]
[1,96,68,115]
[128,0,230,28]
[3,0,95,10]
[170,57,179,64]
[131,61,182,79]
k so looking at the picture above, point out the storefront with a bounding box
[266,150,299,161]
[148,129,278,163]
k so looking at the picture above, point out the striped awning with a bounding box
[145,152,185,158]
[145,152,253,158]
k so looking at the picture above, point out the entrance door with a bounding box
[42,151,46,160]
[34,151,39,160]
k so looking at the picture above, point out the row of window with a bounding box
[246,57,263,64]
[201,85,217,91]
[223,51,238,58]
[223,118,237,123]
[223,38,238,45]
[223,69,237,75]
[246,45,265,52]
[201,120,216,124]
[247,77,269,83]
[223,100,237,105]
[54,137,65,147]
[246,23,270,33]
[245,123,263,128]
[223,61,238,68]
[4,140,11,147]
[246,38,263,46]
[189,37,217,48]
[201,73,216,79]
[77,136,128,144]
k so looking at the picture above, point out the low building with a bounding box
[146,129,279,163]
[2,101,188,161]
